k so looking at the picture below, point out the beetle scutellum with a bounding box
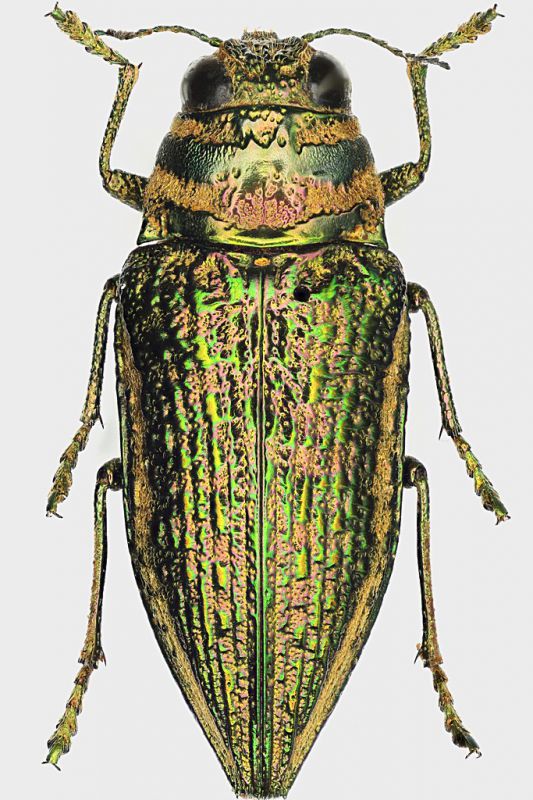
[44,5,509,796]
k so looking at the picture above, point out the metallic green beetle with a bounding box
[44,5,508,796]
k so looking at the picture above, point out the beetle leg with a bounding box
[99,63,147,210]
[408,282,509,524]
[379,60,431,206]
[48,6,147,210]
[404,456,481,757]
[45,458,122,769]
[379,6,501,206]
[47,277,118,517]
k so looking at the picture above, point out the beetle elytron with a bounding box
[44,5,508,796]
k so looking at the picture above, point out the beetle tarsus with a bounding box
[427,661,481,758]
[46,422,92,515]
[455,435,510,523]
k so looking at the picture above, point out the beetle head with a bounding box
[181,32,351,113]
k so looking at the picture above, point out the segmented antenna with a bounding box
[301,28,450,69]
[48,3,502,71]
[94,25,222,48]
[302,5,502,70]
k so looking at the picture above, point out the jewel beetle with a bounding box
[44,5,509,796]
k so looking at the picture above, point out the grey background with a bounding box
[2,1,532,798]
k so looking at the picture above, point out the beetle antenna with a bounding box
[94,25,223,48]
[301,28,450,68]
[302,5,503,70]
[47,5,222,66]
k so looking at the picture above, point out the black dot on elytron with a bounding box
[293,285,311,302]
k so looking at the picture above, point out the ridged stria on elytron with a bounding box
[115,241,409,796]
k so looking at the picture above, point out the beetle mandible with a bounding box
[44,5,509,796]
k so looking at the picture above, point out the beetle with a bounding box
[44,4,509,796]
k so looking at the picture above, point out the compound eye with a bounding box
[308,52,351,110]
[181,56,233,111]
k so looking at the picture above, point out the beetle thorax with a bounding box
[140,106,386,248]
